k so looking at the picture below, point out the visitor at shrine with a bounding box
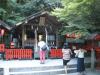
[38,35,49,64]
[74,47,87,75]
[62,45,72,75]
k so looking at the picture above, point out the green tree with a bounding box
[52,0,100,70]
[0,0,61,25]
[52,0,100,36]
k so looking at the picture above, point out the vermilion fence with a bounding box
[50,49,62,58]
[0,44,5,52]
[95,47,100,60]
[0,43,100,62]
[5,49,32,60]
[93,47,100,69]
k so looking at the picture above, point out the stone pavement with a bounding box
[0,58,99,75]
[58,70,100,75]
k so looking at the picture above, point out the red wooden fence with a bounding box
[0,44,5,52]
[50,49,62,58]
[95,47,100,69]
[95,47,100,60]
[5,49,32,60]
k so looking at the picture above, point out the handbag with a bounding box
[41,45,47,51]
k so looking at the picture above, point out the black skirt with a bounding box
[63,59,70,66]
[77,58,85,72]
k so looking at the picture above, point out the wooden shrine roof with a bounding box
[15,11,63,34]
[16,11,62,28]
[0,20,13,30]
[85,33,100,40]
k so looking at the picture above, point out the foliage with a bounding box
[52,0,94,27]
[52,0,100,38]
[0,0,61,25]
[59,26,90,39]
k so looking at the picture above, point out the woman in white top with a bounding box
[38,35,49,64]
[62,45,72,74]
[74,48,87,75]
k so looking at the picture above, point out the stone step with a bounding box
[9,66,63,72]
[58,72,79,75]
[9,62,90,72]
[9,68,64,75]
[8,62,91,75]
[9,68,77,75]
[58,70,100,75]
[9,66,91,75]
[0,68,3,75]
[1,58,91,75]
[9,64,77,72]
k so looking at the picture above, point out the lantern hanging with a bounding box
[0,29,5,36]
[1,29,4,36]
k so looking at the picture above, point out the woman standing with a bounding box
[38,35,49,64]
[62,45,72,74]
[74,48,87,75]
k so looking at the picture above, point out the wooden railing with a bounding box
[95,47,100,60]
[5,49,32,60]
[0,44,5,52]
[50,49,62,58]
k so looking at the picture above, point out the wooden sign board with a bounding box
[39,17,45,26]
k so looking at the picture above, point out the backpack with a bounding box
[41,45,47,51]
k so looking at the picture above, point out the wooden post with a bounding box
[45,27,49,59]
[22,25,25,48]
[91,48,95,71]
[35,29,38,52]
[45,27,48,44]
[56,33,59,49]
[91,40,96,71]
[34,28,38,59]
